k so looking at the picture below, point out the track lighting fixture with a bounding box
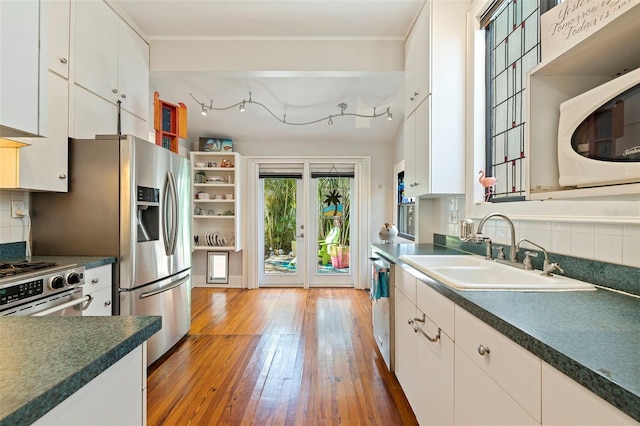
[191,92,393,126]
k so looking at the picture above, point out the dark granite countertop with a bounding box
[372,243,640,422]
[2,255,116,270]
[0,316,161,426]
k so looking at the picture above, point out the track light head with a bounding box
[387,107,393,121]
[239,101,246,112]
[201,105,207,116]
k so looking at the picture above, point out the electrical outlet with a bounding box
[448,210,458,224]
[11,201,25,218]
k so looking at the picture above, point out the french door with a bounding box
[254,159,364,289]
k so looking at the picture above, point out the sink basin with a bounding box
[399,255,596,292]
[400,255,490,269]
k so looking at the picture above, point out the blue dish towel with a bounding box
[371,269,389,301]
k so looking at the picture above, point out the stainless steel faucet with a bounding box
[476,213,518,262]
[517,238,564,276]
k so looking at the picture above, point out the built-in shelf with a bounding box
[190,151,242,253]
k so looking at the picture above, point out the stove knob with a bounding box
[49,276,65,290]
[66,272,81,286]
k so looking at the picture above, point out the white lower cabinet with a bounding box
[395,268,454,426]
[32,344,146,426]
[455,306,541,424]
[541,362,637,426]
[83,264,113,316]
[394,273,636,425]
[415,313,454,425]
[394,284,418,410]
[455,345,539,426]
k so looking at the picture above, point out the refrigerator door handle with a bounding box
[161,173,172,255]
[167,171,179,255]
[139,274,190,299]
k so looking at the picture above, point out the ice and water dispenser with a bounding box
[137,186,160,242]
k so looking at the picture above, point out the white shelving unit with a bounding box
[190,152,242,252]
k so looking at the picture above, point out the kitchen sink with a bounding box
[399,255,490,269]
[399,255,596,291]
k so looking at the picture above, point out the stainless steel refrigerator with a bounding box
[32,135,192,365]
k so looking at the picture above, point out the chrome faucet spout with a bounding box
[477,213,518,262]
[517,238,561,276]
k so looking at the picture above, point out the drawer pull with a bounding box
[477,344,490,356]
[414,324,441,342]
[408,313,426,325]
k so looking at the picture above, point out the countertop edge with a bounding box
[1,316,161,426]
[373,244,639,422]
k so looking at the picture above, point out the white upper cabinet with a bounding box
[46,0,70,78]
[74,0,149,121]
[14,72,69,191]
[403,0,466,197]
[404,2,430,117]
[0,0,45,138]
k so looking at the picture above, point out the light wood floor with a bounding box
[147,288,417,425]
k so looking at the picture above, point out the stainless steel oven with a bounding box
[0,261,90,317]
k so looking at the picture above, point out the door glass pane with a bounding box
[317,177,351,275]
[263,177,297,275]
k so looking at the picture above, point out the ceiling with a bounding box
[112,0,424,145]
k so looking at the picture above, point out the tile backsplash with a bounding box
[0,191,30,245]
[427,195,640,268]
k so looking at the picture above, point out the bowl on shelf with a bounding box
[195,162,205,168]
[196,191,210,200]
[224,193,234,199]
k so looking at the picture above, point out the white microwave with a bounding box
[557,67,640,188]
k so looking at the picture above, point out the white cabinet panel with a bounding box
[455,346,540,426]
[416,278,454,339]
[46,0,70,77]
[118,20,149,119]
[455,306,542,422]
[16,71,69,191]
[0,0,42,137]
[72,85,118,138]
[404,2,430,117]
[395,266,417,303]
[32,345,145,426]
[83,265,113,316]
[394,288,418,410]
[74,0,118,104]
[414,313,454,426]
[542,362,638,425]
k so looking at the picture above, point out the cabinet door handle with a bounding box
[59,57,67,64]
[477,344,490,356]
[59,174,66,179]
[121,93,127,99]
[104,300,112,307]
[91,278,99,284]
[414,324,441,342]
[112,88,118,94]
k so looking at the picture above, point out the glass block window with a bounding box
[485,0,554,201]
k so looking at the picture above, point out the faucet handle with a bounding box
[523,251,537,270]
[496,247,506,260]
[543,262,564,276]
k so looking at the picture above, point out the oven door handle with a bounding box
[31,295,93,317]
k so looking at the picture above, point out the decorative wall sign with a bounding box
[541,0,635,63]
